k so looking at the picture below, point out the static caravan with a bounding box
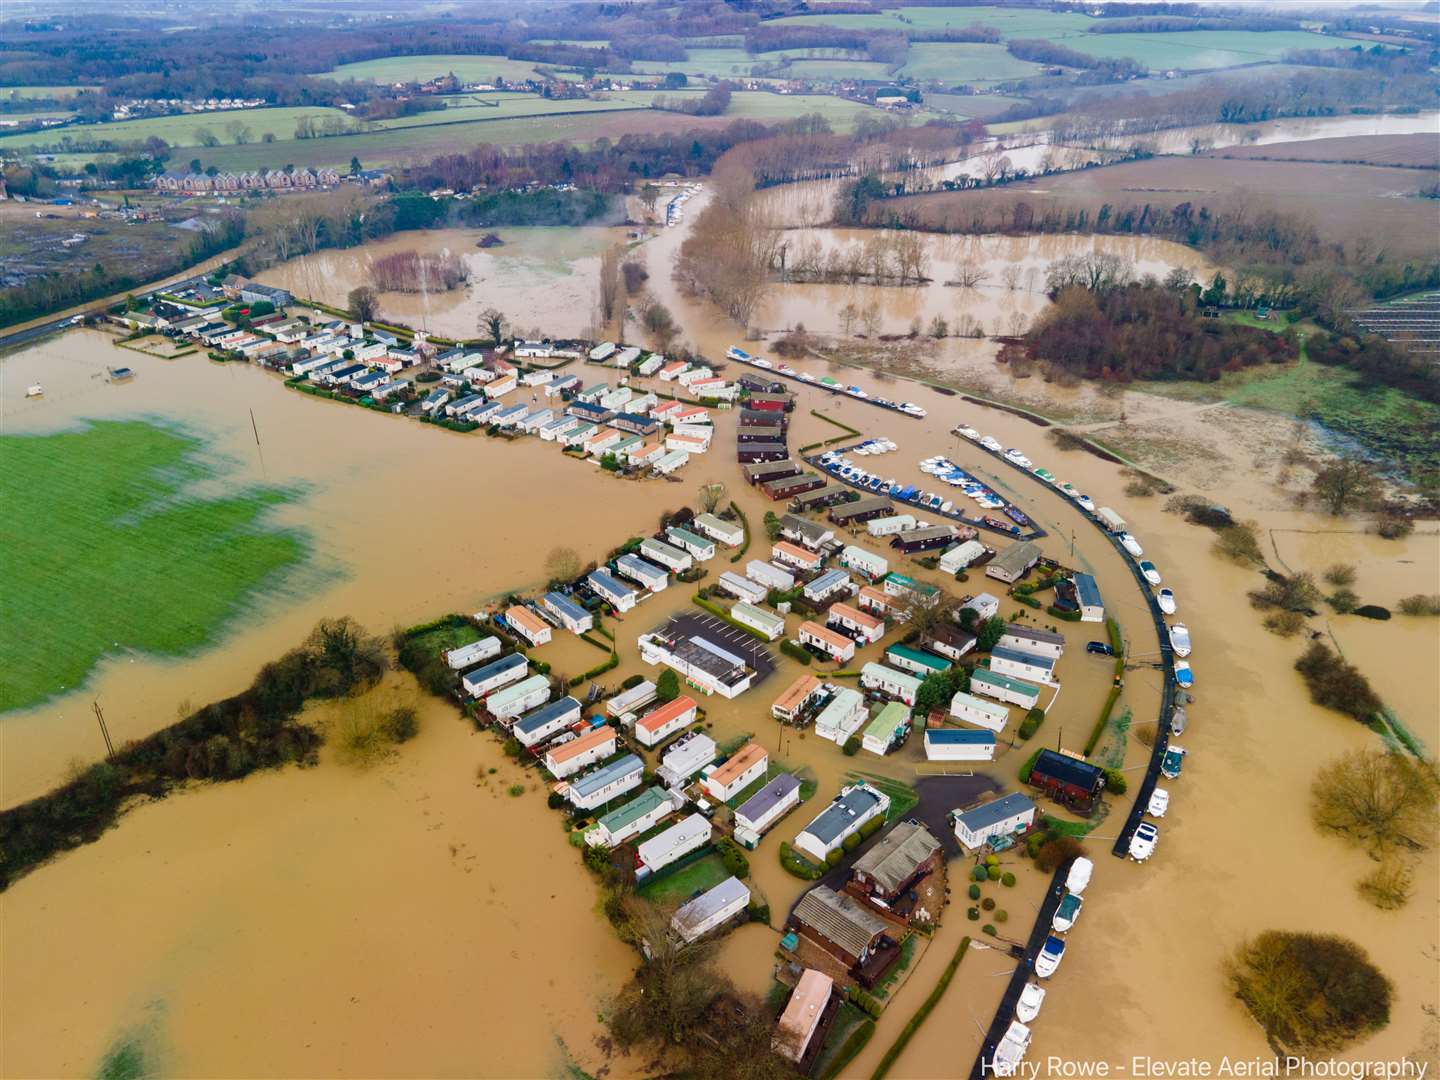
[990,647,1056,686]
[614,346,641,369]
[829,497,893,527]
[949,690,1009,733]
[998,625,1066,661]
[636,814,712,878]
[587,569,640,612]
[772,674,824,723]
[779,514,833,550]
[651,448,690,475]
[666,432,711,455]
[940,540,988,574]
[792,484,853,512]
[862,702,910,756]
[952,792,1036,852]
[542,591,594,635]
[746,559,795,592]
[640,537,693,573]
[743,459,802,486]
[672,876,751,943]
[542,415,585,442]
[884,643,951,678]
[658,361,689,381]
[857,585,899,618]
[694,514,745,547]
[961,593,1001,622]
[732,602,785,642]
[986,540,1041,584]
[544,724,617,779]
[486,674,551,721]
[514,696,583,748]
[717,571,767,605]
[657,731,717,787]
[773,970,834,1066]
[736,442,789,465]
[866,514,916,538]
[606,680,657,719]
[798,621,856,664]
[517,408,553,433]
[813,687,866,744]
[616,553,669,593]
[462,653,528,698]
[771,541,821,572]
[445,635,501,670]
[588,341,617,363]
[738,423,785,444]
[892,525,957,555]
[840,545,889,581]
[637,353,664,377]
[1096,507,1127,534]
[1072,572,1104,622]
[926,624,977,662]
[666,526,715,561]
[762,475,824,502]
[733,773,802,840]
[925,727,997,762]
[970,668,1041,710]
[703,742,768,802]
[505,605,552,647]
[794,783,890,863]
[634,695,699,748]
[827,603,884,645]
[627,441,666,467]
[612,412,660,437]
[803,569,851,605]
[587,786,672,849]
[585,427,624,456]
[860,663,922,706]
[566,753,644,811]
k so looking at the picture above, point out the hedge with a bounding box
[726,502,752,564]
[1047,605,1082,622]
[1018,746,1043,783]
[868,937,971,1080]
[1017,707,1046,740]
[780,640,813,665]
[568,651,619,688]
[819,1019,876,1080]
[1082,684,1123,757]
[779,841,825,880]
[1015,595,1041,609]
[847,986,885,1020]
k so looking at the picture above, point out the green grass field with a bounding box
[899,43,1045,83]
[1049,30,1353,71]
[0,420,308,714]
[925,92,1032,119]
[635,851,732,905]
[1,85,101,99]
[327,54,545,84]
[0,105,356,154]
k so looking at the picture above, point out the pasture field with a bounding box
[1048,29,1353,71]
[367,95,649,129]
[326,54,545,84]
[1213,133,1440,168]
[898,43,1046,83]
[925,92,1031,120]
[770,5,1096,35]
[0,105,356,154]
[1,85,100,99]
[0,420,307,715]
[771,58,897,81]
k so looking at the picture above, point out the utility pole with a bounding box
[93,699,116,759]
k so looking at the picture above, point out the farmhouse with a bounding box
[637,814,712,878]
[794,783,890,863]
[545,725,618,779]
[839,545,888,581]
[703,741,768,802]
[672,876,751,943]
[803,569,851,605]
[970,668,1042,710]
[462,653,528,699]
[953,792,1036,851]
[862,701,910,756]
[731,601,785,641]
[542,591,593,635]
[638,630,755,699]
[733,772,802,842]
[814,687,866,744]
[924,727,997,762]
[717,571,767,604]
[827,602,884,645]
[950,690,1009,732]
[505,605,552,647]
[657,731,717,787]
[513,696,583,748]
[772,674,824,723]
[587,569,639,612]
[986,540,1041,584]
[634,695,699,748]
[859,663,922,706]
[566,753,644,811]
[693,513,744,547]
[798,621,856,664]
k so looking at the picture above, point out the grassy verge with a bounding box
[850,772,919,822]
[868,937,971,1080]
[727,501,752,564]
[635,850,730,905]
[693,594,774,643]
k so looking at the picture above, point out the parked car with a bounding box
[1086,641,1115,656]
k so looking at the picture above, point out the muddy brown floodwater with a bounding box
[3,165,1437,1078]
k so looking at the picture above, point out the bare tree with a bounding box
[598,245,624,326]
[860,302,882,337]
[698,482,727,515]
[954,257,988,288]
[479,307,506,345]
[1311,749,1438,853]
[839,301,859,336]
[643,300,679,352]
[194,126,220,148]
[348,286,379,322]
[544,546,582,586]
[1001,265,1022,291]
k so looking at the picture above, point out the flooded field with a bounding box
[3,158,1437,1078]
[255,226,625,341]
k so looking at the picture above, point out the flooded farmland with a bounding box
[3,160,1438,1079]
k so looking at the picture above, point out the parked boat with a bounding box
[1148,788,1170,817]
[1139,560,1162,586]
[1129,821,1160,862]
[1035,936,1066,978]
[992,1020,1033,1076]
[106,366,135,382]
[1016,983,1046,1024]
[1170,707,1187,736]
[1169,623,1191,657]
[1174,659,1194,687]
[1157,588,1177,615]
[1065,857,1093,896]
[26,384,44,398]
[1052,892,1083,933]
[1161,745,1187,779]
[1120,533,1144,558]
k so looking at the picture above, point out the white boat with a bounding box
[1077,495,1095,512]
[1065,857,1093,896]
[1148,788,1170,818]
[26,384,44,398]
[1174,659,1194,687]
[1052,891,1083,933]
[900,402,926,417]
[959,427,980,441]
[1169,623,1191,657]
[1170,706,1187,736]
[1129,821,1160,862]
[1157,588,1177,615]
[1120,533,1144,558]
[1139,560,1162,586]
[992,1020,1033,1076]
[1035,936,1066,978]
[1016,983,1046,1023]
[980,436,1002,452]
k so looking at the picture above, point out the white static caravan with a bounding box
[542,591,594,635]
[640,537,693,573]
[544,725,617,779]
[634,696,699,748]
[717,572,768,605]
[827,602,885,645]
[999,625,1066,661]
[1096,507,1127,534]
[746,559,795,592]
[703,742,768,803]
[731,602,786,642]
[486,674,551,721]
[840,545,889,581]
[636,814,712,877]
[566,753,644,811]
[961,593,1001,622]
[588,569,640,612]
[990,647,1057,686]
[771,541,822,573]
[517,408,553,433]
[860,663,923,706]
[733,773,802,840]
[952,792,1036,852]
[616,553,669,593]
[666,526,716,562]
[587,786,673,849]
[462,653,528,699]
[798,621,856,664]
[1072,572,1104,623]
[637,353,665,377]
[940,540,988,574]
[672,876,751,943]
[513,696,583,748]
[925,728,997,762]
[589,341,617,363]
[657,731,717,787]
[652,449,690,475]
[813,687,866,744]
[693,513,744,548]
[606,680,658,719]
[866,514,916,538]
[803,569,851,605]
[445,635,501,670]
[970,669,1042,710]
[950,690,1010,733]
[666,431,711,455]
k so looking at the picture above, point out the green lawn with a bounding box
[327,54,545,84]
[849,772,920,822]
[0,420,308,714]
[635,851,731,905]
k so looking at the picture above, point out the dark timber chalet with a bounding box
[737,442,789,464]
[737,424,786,444]
[1028,749,1106,813]
[748,391,792,413]
[738,374,786,394]
[890,525,958,554]
[743,459,803,485]
[762,473,824,501]
[739,407,788,429]
[829,496,894,526]
[792,484,855,512]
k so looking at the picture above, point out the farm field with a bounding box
[0,206,192,292]
[772,58,897,81]
[1212,132,1440,168]
[925,92,1031,119]
[0,420,307,714]
[326,54,544,84]
[366,94,651,129]
[1047,29,1353,71]
[1,85,100,99]
[898,42,1046,83]
[0,105,357,154]
[770,5,1096,35]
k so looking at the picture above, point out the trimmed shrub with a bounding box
[967,906,980,920]
[983,924,997,936]
[971,865,988,882]
[1103,767,1128,795]
[1001,872,1016,887]
[547,792,565,810]
[718,837,751,879]
[780,639,813,665]
[981,897,996,911]
[996,909,1008,923]
[968,883,981,901]
[986,865,1001,881]
[984,854,999,866]
[1017,707,1046,740]
[842,735,861,756]
[826,849,843,866]
[842,831,862,853]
